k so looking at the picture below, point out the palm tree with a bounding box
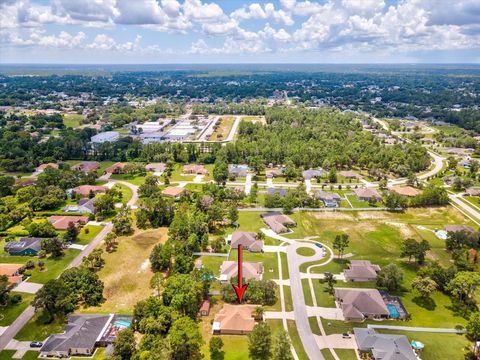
[254,306,265,320]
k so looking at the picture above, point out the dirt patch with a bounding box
[139,259,150,273]
[385,221,417,238]
[311,212,355,221]
[356,212,390,220]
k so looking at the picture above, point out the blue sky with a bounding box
[1,0,479,64]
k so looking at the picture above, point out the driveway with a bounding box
[107,179,139,207]
[244,173,252,195]
[314,334,357,350]
[5,340,41,358]
[306,306,344,320]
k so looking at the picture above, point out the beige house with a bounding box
[161,186,186,199]
[344,260,381,282]
[212,304,258,335]
[261,212,296,234]
[219,261,262,282]
[183,164,207,175]
[230,231,264,252]
[389,186,419,197]
[334,288,389,322]
[354,188,382,202]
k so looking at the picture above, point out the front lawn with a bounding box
[77,225,102,245]
[15,311,65,341]
[228,250,278,281]
[0,293,35,326]
[110,173,146,186]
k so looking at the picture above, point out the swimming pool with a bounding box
[387,304,400,319]
[115,319,132,328]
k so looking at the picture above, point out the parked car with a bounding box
[342,333,351,339]
[314,242,323,248]
[30,342,43,348]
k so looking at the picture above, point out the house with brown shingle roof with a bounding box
[334,288,389,321]
[0,264,23,285]
[48,215,89,230]
[36,163,59,172]
[261,212,296,234]
[340,170,360,179]
[72,161,100,173]
[344,260,381,282]
[445,225,475,233]
[230,232,263,252]
[389,186,419,197]
[212,304,258,335]
[219,261,262,282]
[465,188,480,197]
[105,162,126,174]
[354,188,382,202]
[71,185,107,197]
[145,163,166,174]
[161,186,185,199]
[183,164,207,175]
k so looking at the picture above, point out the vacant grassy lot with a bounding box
[110,173,146,186]
[80,228,168,315]
[169,164,195,182]
[0,293,34,326]
[16,311,65,341]
[242,116,266,125]
[209,116,234,141]
[63,113,83,128]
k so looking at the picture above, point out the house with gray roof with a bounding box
[302,168,325,180]
[40,314,113,358]
[228,164,249,178]
[354,188,382,202]
[344,260,381,282]
[267,188,288,198]
[261,212,296,234]
[230,231,263,252]
[354,328,416,360]
[315,191,341,207]
[334,288,389,321]
[62,198,95,214]
[4,238,44,256]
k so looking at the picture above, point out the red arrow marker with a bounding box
[232,244,248,303]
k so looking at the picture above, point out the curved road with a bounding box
[108,179,139,207]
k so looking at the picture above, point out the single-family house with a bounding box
[4,238,43,256]
[48,215,89,230]
[354,188,382,202]
[40,314,114,358]
[104,162,126,174]
[334,288,389,321]
[445,225,475,233]
[266,169,283,178]
[183,164,207,175]
[62,198,95,214]
[17,179,37,188]
[219,260,262,282]
[354,328,416,360]
[145,163,166,174]
[465,188,480,197]
[0,264,23,285]
[302,168,324,180]
[212,304,258,335]
[72,161,100,173]
[261,212,296,234]
[161,186,186,199]
[267,188,288,198]
[315,191,341,207]
[389,186,419,197]
[340,171,360,179]
[71,185,107,197]
[230,232,264,252]
[344,260,381,282]
[228,164,249,178]
[36,163,59,172]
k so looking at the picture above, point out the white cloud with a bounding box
[231,2,294,26]
[86,33,142,51]
[1,29,85,48]
[183,0,225,23]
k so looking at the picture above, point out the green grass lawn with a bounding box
[110,173,145,186]
[169,164,195,182]
[280,252,289,280]
[345,194,381,208]
[0,293,34,326]
[113,183,133,204]
[196,255,224,276]
[15,311,65,341]
[309,316,321,335]
[0,240,80,284]
[77,225,102,245]
[284,285,293,311]
[221,336,249,360]
[287,320,308,360]
[302,279,336,307]
[228,250,278,281]
[376,330,470,360]
[63,113,83,128]
[296,247,316,256]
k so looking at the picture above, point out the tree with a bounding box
[113,328,136,360]
[113,205,133,235]
[81,249,105,272]
[376,264,403,292]
[33,279,72,321]
[411,276,437,299]
[150,272,165,297]
[323,272,336,295]
[64,222,79,243]
[59,267,104,306]
[41,238,64,258]
[328,167,337,183]
[104,232,118,252]
[150,243,171,272]
[28,220,57,238]
[467,312,480,341]
[213,159,228,184]
[447,271,480,312]
[384,192,408,210]
[401,238,430,264]
[209,337,224,360]
[167,316,204,360]
[94,194,115,218]
[228,205,239,225]
[332,233,349,258]
[248,322,272,360]
[272,330,293,360]
[162,274,203,318]
[254,306,265,320]
[0,275,10,305]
